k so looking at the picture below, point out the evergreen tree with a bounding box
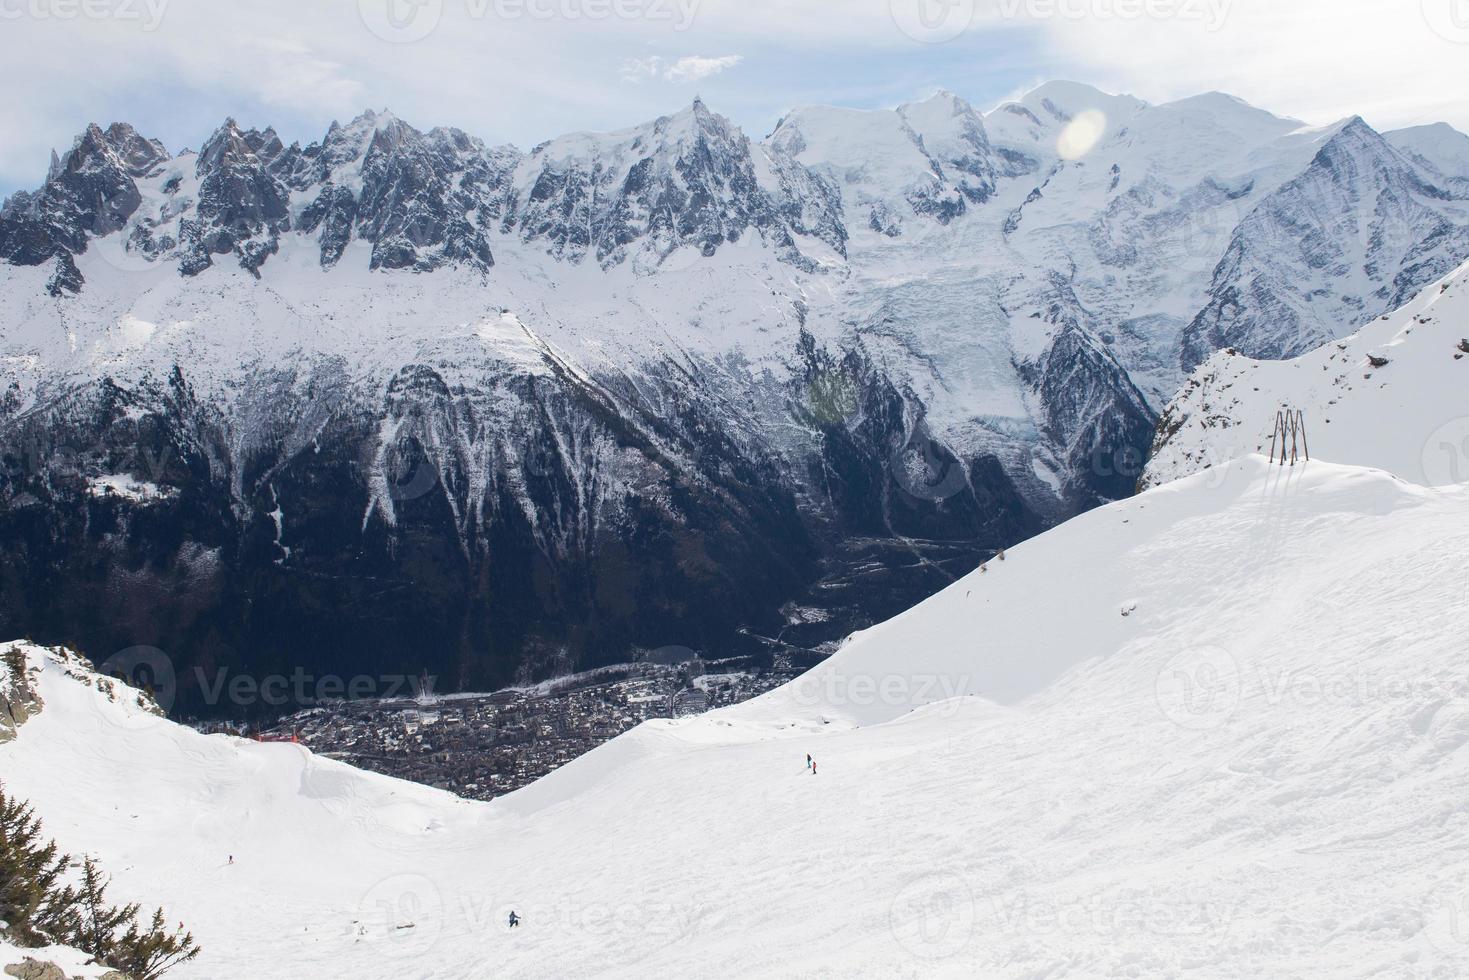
[110,907,200,980]
[0,786,78,946]
[69,857,136,963]
[0,785,200,978]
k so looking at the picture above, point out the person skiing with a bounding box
[227,855,234,865]
[806,753,812,769]
[508,911,520,929]
[812,760,817,776]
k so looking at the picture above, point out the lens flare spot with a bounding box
[1057,110,1107,160]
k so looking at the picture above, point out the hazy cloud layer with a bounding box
[0,0,1463,196]
[620,54,743,83]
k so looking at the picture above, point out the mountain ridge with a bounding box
[3,81,1468,713]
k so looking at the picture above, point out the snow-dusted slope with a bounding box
[5,454,1469,977]
[4,81,1469,709]
[1389,122,1469,185]
[1143,260,1469,489]
[1179,119,1469,369]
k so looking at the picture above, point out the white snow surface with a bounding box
[0,938,116,979]
[5,452,1469,977]
[86,472,173,502]
[1142,259,1469,488]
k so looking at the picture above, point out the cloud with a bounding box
[0,0,1463,199]
[620,54,743,84]
[665,54,744,82]
[1011,0,1469,134]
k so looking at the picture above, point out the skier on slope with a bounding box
[812,760,817,776]
[806,753,812,769]
[508,911,520,929]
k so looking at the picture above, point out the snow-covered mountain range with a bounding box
[3,81,1469,708]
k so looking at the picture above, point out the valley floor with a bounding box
[4,458,1469,978]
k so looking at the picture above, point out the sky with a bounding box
[0,0,1466,197]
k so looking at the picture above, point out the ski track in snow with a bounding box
[5,456,1469,978]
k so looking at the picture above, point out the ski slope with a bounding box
[1143,259,1469,489]
[5,453,1469,978]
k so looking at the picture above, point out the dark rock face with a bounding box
[0,336,1036,717]
[516,99,843,268]
[180,120,292,276]
[0,122,164,270]
[1181,118,1469,370]
[1017,273,1157,509]
[350,119,511,271]
[45,252,82,296]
